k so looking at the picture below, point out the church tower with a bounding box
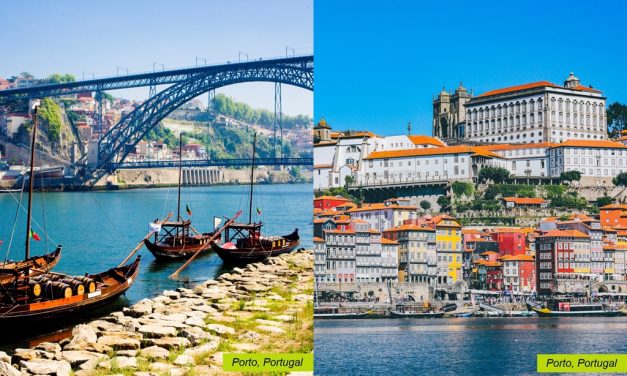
[432,82,472,141]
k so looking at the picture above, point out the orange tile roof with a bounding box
[599,204,627,210]
[501,254,534,262]
[553,139,627,149]
[475,259,502,267]
[478,81,558,97]
[384,224,434,232]
[325,229,355,234]
[503,197,546,205]
[538,229,589,238]
[462,228,482,234]
[380,238,398,245]
[339,131,378,139]
[364,145,502,160]
[482,142,557,151]
[481,251,498,255]
[570,84,602,93]
[313,237,325,243]
[313,164,333,168]
[407,135,446,147]
[314,142,337,147]
[346,203,417,213]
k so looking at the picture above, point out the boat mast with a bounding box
[248,132,256,224]
[177,133,182,221]
[25,102,40,260]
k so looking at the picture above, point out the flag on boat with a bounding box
[148,222,162,234]
[186,204,192,216]
[256,207,262,215]
[29,229,41,241]
[214,217,222,230]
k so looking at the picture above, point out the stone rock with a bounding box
[173,354,195,366]
[0,352,10,364]
[138,324,177,338]
[133,372,158,376]
[256,318,283,327]
[97,335,141,350]
[140,346,170,360]
[149,312,188,323]
[239,330,262,342]
[184,316,206,327]
[128,299,154,317]
[116,350,138,357]
[212,352,223,366]
[152,295,172,305]
[205,323,235,335]
[162,290,180,300]
[256,325,285,334]
[11,348,38,363]
[207,314,236,323]
[65,324,98,350]
[192,365,221,374]
[34,350,56,360]
[112,356,138,369]
[182,341,219,358]
[60,351,101,367]
[19,359,71,376]
[274,314,295,322]
[145,337,191,350]
[34,342,61,353]
[99,330,142,340]
[232,343,259,351]
[78,356,106,372]
[179,327,219,346]
[0,361,20,376]
[137,318,188,329]
[88,319,124,332]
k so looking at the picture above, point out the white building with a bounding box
[481,142,554,177]
[465,73,606,144]
[548,140,627,185]
[380,238,399,282]
[354,220,382,282]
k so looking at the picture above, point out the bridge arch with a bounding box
[91,59,312,183]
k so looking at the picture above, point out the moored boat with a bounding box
[144,134,217,260]
[529,297,624,317]
[211,132,300,265]
[388,303,445,318]
[314,306,371,319]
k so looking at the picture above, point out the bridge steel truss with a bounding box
[91,57,312,183]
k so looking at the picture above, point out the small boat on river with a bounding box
[527,297,624,317]
[388,302,445,318]
[0,246,62,285]
[314,306,371,319]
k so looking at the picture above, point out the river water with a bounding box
[314,317,627,375]
[0,183,311,345]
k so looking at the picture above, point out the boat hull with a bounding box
[144,238,213,260]
[314,312,370,319]
[389,310,445,318]
[0,257,141,328]
[530,306,624,317]
[212,229,300,265]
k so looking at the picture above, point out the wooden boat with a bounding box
[0,246,62,285]
[0,188,21,193]
[388,303,445,318]
[529,297,624,317]
[0,101,141,330]
[314,306,371,319]
[211,133,300,265]
[0,256,140,326]
[144,134,217,260]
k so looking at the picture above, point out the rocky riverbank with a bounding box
[0,250,313,376]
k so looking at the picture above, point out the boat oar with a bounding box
[118,212,173,267]
[169,210,242,278]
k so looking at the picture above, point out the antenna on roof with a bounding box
[407,122,412,136]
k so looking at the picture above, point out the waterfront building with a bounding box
[599,204,627,228]
[430,215,463,284]
[346,198,416,232]
[380,238,399,282]
[557,214,603,275]
[473,259,503,291]
[481,142,554,177]
[314,237,326,282]
[547,140,627,185]
[324,227,356,283]
[463,73,606,144]
[490,228,527,256]
[535,229,591,295]
[354,220,382,283]
[383,224,436,284]
[501,254,536,293]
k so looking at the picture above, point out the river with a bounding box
[314,317,627,375]
[0,183,311,346]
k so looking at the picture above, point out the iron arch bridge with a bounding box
[0,55,313,184]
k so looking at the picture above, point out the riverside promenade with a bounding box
[0,250,313,376]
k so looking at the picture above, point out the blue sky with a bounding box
[0,0,312,115]
[314,0,627,135]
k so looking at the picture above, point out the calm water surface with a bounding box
[0,183,311,345]
[314,317,627,376]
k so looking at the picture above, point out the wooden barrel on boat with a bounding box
[28,280,42,298]
[74,276,96,293]
[60,278,85,296]
[42,281,72,299]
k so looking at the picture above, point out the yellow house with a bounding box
[430,215,462,284]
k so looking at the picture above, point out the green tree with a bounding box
[452,181,474,196]
[607,102,627,138]
[613,172,627,187]
[437,195,451,211]
[560,170,582,182]
[597,196,613,207]
[420,200,431,211]
[478,166,511,183]
[47,73,76,83]
[344,175,354,188]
